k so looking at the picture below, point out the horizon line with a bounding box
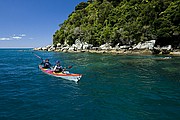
[0,47,34,49]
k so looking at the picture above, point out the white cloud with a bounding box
[12,36,22,39]
[0,37,10,40]
[20,34,26,37]
[0,34,26,41]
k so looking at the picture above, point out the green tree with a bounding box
[53,0,180,48]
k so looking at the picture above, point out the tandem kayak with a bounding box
[39,65,82,82]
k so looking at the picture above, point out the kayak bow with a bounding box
[39,65,82,82]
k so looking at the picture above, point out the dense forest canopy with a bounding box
[53,0,180,48]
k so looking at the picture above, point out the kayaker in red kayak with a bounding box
[53,60,64,73]
[41,59,52,69]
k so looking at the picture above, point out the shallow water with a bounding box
[0,49,180,120]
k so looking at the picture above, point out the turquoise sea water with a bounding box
[0,48,180,120]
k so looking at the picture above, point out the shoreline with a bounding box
[34,48,180,56]
[33,40,180,56]
[62,49,153,55]
[71,49,180,56]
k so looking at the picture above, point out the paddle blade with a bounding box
[68,65,73,69]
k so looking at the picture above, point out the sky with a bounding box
[0,0,87,48]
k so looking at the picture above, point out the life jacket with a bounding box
[43,62,51,68]
[54,65,63,72]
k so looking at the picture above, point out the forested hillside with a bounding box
[53,0,180,48]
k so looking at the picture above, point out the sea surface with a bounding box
[0,48,180,120]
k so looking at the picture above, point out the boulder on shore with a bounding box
[99,43,112,50]
[33,47,42,51]
[133,40,156,50]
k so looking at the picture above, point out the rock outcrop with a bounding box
[133,40,156,50]
[34,40,180,55]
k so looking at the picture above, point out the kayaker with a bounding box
[53,60,64,73]
[41,59,52,69]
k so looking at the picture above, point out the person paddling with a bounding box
[41,59,52,69]
[53,61,64,73]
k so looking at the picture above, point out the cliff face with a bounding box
[53,0,180,48]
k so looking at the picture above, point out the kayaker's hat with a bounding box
[56,60,60,64]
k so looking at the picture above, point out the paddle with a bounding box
[62,65,73,71]
[33,52,73,70]
[32,52,43,61]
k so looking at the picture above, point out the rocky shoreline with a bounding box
[34,40,180,56]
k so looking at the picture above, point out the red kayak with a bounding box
[39,65,82,82]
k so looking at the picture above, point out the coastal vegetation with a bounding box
[53,0,180,49]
